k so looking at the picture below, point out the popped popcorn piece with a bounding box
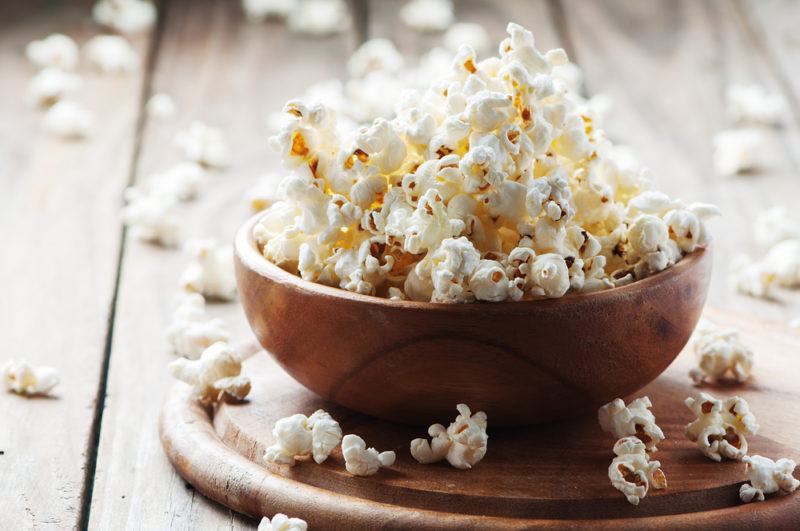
[264,409,342,466]
[684,392,759,462]
[689,320,753,385]
[730,254,776,299]
[174,121,230,168]
[43,100,93,139]
[754,207,800,249]
[146,92,176,119]
[726,84,787,126]
[763,239,800,287]
[121,188,181,246]
[598,397,665,452]
[3,360,59,397]
[341,434,396,476]
[740,455,800,503]
[712,128,768,176]
[25,34,79,70]
[144,161,204,202]
[258,514,308,531]
[287,0,351,36]
[348,39,404,78]
[243,0,299,21]
[26,68,82,108]
[246,173,282,212]
[410,403,488,470]
[93,0,157,34]
[608,436,667,506]
[443,23,491,56]
[165,293,230,359]
[180,238,237,301]
[400,0,454,32]
[84,35,140,73]
[168,342,249,405]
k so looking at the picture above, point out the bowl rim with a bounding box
[235,212,710,312]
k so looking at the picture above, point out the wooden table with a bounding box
[1,0,799,528]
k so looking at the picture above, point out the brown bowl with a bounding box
[234,214,712,426]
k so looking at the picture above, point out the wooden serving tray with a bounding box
[159,308,800,529]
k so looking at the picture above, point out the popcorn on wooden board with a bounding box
[341,434,396,477]
[26,33,79,70]
[689,320,753,385]
[598,397,665,452]
[608,436,667,506]
[93,0,156,35]
[3,360,60,397]
[180,238,238,301]
[26,68,82,108]
[165,293,230,359]
[286,0,351,37]
[725,83,786,127]
[257,514,308,531]
[684,392,759,462]
[168,342,250,405]
[43,100,93,139]
[83,35,140,73]
[174,121,230,168]
[243,0,298,21]
[121,187,181,247]
[400,0,454,32]
[264,409,343,466]
[410,403,488,470]
[146,93,176,119]
[739,455,800,503]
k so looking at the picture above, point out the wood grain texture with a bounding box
[160,308,800,529]
[0,2,151,528]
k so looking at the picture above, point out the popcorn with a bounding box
[3,360,59,397]
[726,84,786,126]
[598,397,665,452]
[168,342,250,405]
[740,455,800,503]
[689,320,753,385]
[43,100,93,139]
[754,207,800,249]
[246,173,282,212]
[174,121,230,168]
[26,34,79,70]
[712,128,768,176]
[258,514,308,531]
[243,0,299,21]
[264,409,342,466]
[410,403,488,469]
[400,0,454,32]
[84,35,140,73]
[146,93,176,119]
[180,238,238,301]
[121,188,181,246]
[144,162,204,202]
[684,392,759,462]
[26,68,82,108]
[443,23,491,57]
[608,436,667,506]
[287,0,351,36]
[348,39,405,78]
[730,254,776,299]
[93,0,157,34]
[763,239,800,287]
[165,293,230,359]
[341,434,396,476]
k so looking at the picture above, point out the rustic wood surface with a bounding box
[0,0,799,529]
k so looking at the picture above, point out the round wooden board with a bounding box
[160,308,800,529]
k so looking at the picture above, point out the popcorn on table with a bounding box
[84,35,140,73]
[400,0,454,32]
[258,514,308,531]
[410,403,488,469]
[93,0,157,34]
[443,23,491,57]
[255,23,718,302]
[684,392,758,462]
[121,187,181,247]
[712,128,768,176]
[341,434,396,476]
[146,92,176,119]
[726,83,787,127]
[264,409,342,466]
[26,34,79,70]
[43,100,93,139]
[165,292,230,359]
[347,39,405,78]
[608,436,667,506]
[598,396,664,452]
[689,320,753,385]
[763,239,800,288]
[180,238,238,301]
[26,68,82,108]
[144,161,204,202]
[740,455,800,503]
[755,206,800,249]
[246,173,283,212]
[730,254,776,300]
[243,0,299,21]
[287,0,351,37]
[3,360,59,397]
[174,121,230,168]
[168,342,250,405]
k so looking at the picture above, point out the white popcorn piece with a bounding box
[84,35,140,73]
[341,434,396,476]
[168,342,250,405]
[443,23,491,56]
[287,0,351,36]
[121,188,181,247]
[26,34,79,70]
[348,39,405,78]
[246,173,282,212]
[598,397,665,452]
[43,100,93,139]
[243,0,299,21]
[144,161,204,202]
[165,292,230,359]
[740,455,800,503]
[26,68,82,108]
[3,360,59,397]
[174,121,230,168]
[410,403,488,470]
[264,409,343,466]
[146,92,176,119]
[608,436,667,506]
[689,320,753,385]
[726,83,787,127]
[712,128,768,176]
[180,238,238,301]
[763,239,800,288]
[257,514,308,531]
[684,392,759,462]
[400,0,454,32]
[730,254,776,299]
[93,0,157,34]
[755,207,800,249]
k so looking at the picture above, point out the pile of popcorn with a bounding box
[254,23,719,303]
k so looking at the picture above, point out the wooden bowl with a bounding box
[234,214,712,426]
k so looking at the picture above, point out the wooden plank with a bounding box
[87,0,360,528]
[0,2,152,528]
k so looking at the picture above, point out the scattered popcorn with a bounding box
[740,455,800,503]
[43,100,93,139]
[684,392,759,462]
[257,514,308,531]
[169,342,249,404]
[726,84,786,126]
[121,188,181,246]
[25,34,79,70]
[598,397,664,452]
[287,0,351,37]
[763,239,800,287]
[443,23,491,57]
[341,434,396,476]
[264,409,342,466]
[3,360,59,397]
[400,0,454,32]
[689,320,753,385]
[730,254,776,299]
[165,293,230,359]
[608,436,667,506]
[93,0,157,34]
[712,128,768,176]
[347,39,405,78]
[26,68,82,108]
[180,238,237,301]
[84,35,140,73]
[243,0,299,21]
[245,173,282,212]
[174,121,230,168]
[144,161,204,202]
[410,403,487,470]
[754,207,800,249]
[146,92,176,119]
